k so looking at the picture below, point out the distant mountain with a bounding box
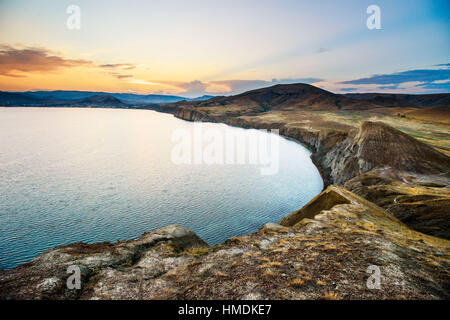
[188,95,215,101]
[0,92,128,107]
[20,90,213,104]
[0,92,43,105]
[343,93,450,108]
[68,95,128,107]
[3,85,450,110]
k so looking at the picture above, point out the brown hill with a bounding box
[168,83,383,113]
[405,105,450,124]
[344,93,450,108]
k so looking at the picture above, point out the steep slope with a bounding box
[314,121,450,239]
[322,121,450,185]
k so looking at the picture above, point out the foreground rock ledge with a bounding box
[1,186,448,300]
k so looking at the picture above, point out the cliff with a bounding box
[172,103,450,240]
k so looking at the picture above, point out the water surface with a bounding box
[0,107,323,269]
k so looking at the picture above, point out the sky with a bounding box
[0,0,449,97]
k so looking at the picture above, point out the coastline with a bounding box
[0,105,326,268]
[1,105,449,300]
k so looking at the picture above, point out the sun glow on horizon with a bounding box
[0,0,448,96]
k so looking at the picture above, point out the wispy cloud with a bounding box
[339,64,450,93]
[0,44,92,77]
[111,73,134,79]
[340,65,450,85]
[99,63,136,70]
[315,47,330,54]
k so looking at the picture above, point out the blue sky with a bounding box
[0,0,448,96]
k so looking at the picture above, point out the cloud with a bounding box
[416,80,450,91]
[378,84,400,90]
[0,44,92,77]
[315,47,330,54]
[111,73,133,79]
[340,66,450,86]
[339,64,450,93]
[175,80,208,95]
[128,79,162,86]
[99,63,136,70]
[435,63,450,67]
[340,87,357,92]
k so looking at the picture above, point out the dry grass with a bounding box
[182,247,210,257]
[288,276,311,288]
[259,261,282,269]
[214,271,227,277]
[263,269,276,277]
[320,291,341,300]
[316,280,326,286]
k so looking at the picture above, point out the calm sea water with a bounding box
[0,107,323,269]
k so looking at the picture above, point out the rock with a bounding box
[36,277,63,294]
[260,223,290,232]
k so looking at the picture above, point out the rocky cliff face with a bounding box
[323,121,450,185]
[172,106,450,239]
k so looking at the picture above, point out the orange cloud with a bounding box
[0,44,92,77]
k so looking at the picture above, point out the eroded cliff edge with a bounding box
[173,106,450,239]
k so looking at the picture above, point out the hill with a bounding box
[344,93,450,108]
[405,105,450,124]
[168,83,382,114]
[0,92,42,106]
[323,121,450,184]
[69,95,128,107]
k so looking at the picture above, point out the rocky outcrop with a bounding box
[323,121,450,185]
[174,107,220,122]
[0,225,206,299]
[1,187,448,300]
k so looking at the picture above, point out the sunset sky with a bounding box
[0,0,449,97]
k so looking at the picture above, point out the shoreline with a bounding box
[1,105,449,300]
[0,105,326,270]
